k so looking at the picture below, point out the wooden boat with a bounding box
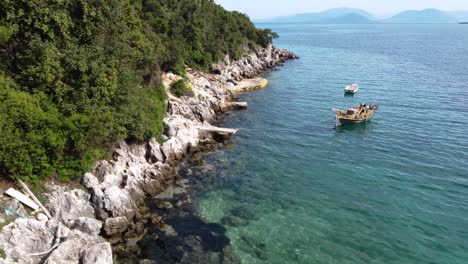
[334,104,379,127]
[344,83,359,95]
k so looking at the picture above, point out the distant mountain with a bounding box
[316,8,374,20]
[258,8,375,24]
[385,9,458,23]
[319,13,374,24]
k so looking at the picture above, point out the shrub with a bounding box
[170,80,194,98]
[0,85,66,182]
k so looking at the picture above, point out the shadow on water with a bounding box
[344,93,357,97]
[138,157,242,264]
[142,205,237,264]
[165,214,229,252]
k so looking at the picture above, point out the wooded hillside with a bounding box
[0,0,277,182]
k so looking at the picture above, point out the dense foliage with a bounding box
[0,0,277,182]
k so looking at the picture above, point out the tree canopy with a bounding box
[0,0,277,182]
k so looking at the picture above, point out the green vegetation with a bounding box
[170,80,193,98]
[0,0,277,182]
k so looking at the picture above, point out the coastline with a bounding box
[0,45,297,263]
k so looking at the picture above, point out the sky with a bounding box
[215,0,468,19]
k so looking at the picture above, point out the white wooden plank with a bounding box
[5,188,39,210]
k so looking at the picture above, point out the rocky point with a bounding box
[0,45,297,264]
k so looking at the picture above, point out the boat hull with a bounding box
[344,90,358,96]
[337,117,369,126]
[335,111,376,127]
[344,84,359,95]
[334,104,378,127]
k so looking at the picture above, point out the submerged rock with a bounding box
[220,216,248,227]
[240,235,268,261]
[141,212,231,264]
[230,206,259,221]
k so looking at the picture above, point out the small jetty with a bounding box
[229,77,269,93]
[344,83,359,95]
[224,102,248,110]
[334,104,379,127]
[198,125,239,141]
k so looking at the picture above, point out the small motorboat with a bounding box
[334,104,379,127]
[344,83,359,95]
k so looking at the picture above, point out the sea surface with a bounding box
[148,24,468,264]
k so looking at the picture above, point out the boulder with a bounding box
[147,138,164,163]
[45,230,108,264]
[104,216,129,236]
[155,185,174,200]
[82,173,100,189]
[71,217,103,235]
[0,219,107,264]
[161,138,185,163]
[80,242,113,264]
[36,213,48,222]
[0,219,55,263]
[93,160,114,179]
[45,189,95,227]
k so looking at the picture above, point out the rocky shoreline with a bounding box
[0,45,297,264]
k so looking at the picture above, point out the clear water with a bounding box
[193,24,468,264]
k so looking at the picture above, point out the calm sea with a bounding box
[187,24,468,264]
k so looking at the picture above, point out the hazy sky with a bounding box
[215,0,468,19]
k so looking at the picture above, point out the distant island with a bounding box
[385,9,458,23]
[259,8,463,24]
[460,22,468,24]
[256,8,375,24]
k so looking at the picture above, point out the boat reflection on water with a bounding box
[334,120,375,134]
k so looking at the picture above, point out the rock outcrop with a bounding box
[45,188,96,226]
[0,219,111,264]
[0,45,297,263]
[213,45,298,81]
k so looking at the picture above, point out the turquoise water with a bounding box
[193,24,468,263]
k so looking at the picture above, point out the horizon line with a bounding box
[248,7,468,21]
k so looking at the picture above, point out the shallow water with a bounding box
[191,24,468,264]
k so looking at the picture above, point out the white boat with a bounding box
[344,83,359,95]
